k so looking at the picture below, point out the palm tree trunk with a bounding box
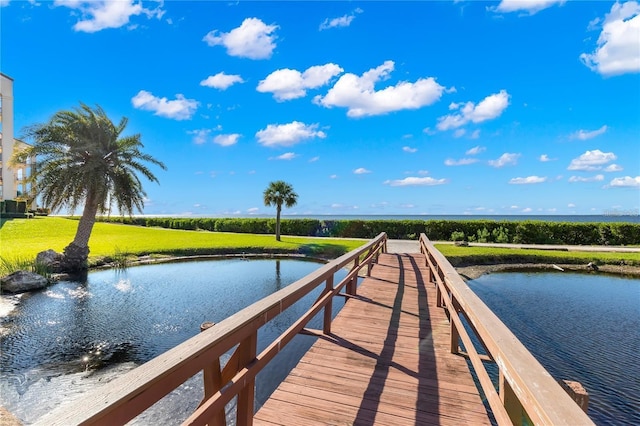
[276,204,282,241]
[62,191,99,271]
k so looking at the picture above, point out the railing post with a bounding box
[449,299,460,354]
[500,370,528,425]
[236,331,257,426]
[323,275,334,334]
[437,265,445,308]
[559,380,589,413]
[348,257,360,296]
[199,322,226,426]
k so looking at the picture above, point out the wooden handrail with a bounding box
[419,233,594,426]
[35,233,388,426]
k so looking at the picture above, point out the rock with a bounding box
[36,249,64,272]
[1,270,49,293]
[454,241,469,247]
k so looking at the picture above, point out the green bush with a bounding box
[492,226,510,243]
[476,227,491,243]
[451,231,465,241]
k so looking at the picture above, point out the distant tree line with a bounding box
[91,217,640,246]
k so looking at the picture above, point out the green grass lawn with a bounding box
[436,244,640,266]
[0,217,364,269]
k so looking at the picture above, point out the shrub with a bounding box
[476,227,491,243]
[451,231,465,242]
[492,226,510,243]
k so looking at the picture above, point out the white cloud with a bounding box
[453,129,466,138]
[570,125,608,140]
[200,72,244,90]
[257,64,343,101]
[489,153,521,168]
[470,129,481,139]
[539,154,556,162]
[309,156,320,162]
[609,176,640,187]
[522,207,533,213]
[131,90,198,120]
[247,207,259,214]
[568,203,576,208]
[214,133,240,147]
[567,149,617,171]
[203,17,278,60]
[402,146,418,153]
[256,121,326,147]
[437,90,510,131]
[423,127,437,135]
[492,0,565,14]
[188,129,210,145]
[314,60,446,117]
[604,163,623,172]
[509,176,547,184]
[445,158,479,166]
[319,8,362,30]
[569,174,605,182]
[581,1,640,76]
[466,146,486,156]
[383,176,448,187]
[354,168,371,174]
[272,152,297,161]
[329,174,338,179]
[54,0,164,32]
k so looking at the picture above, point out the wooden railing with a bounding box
[419,233,594,426]
[35,233,388,426]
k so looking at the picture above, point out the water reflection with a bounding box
[467,272,640,426]
[0,259,346,424]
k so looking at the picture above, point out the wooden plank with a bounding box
[255,253,491,426]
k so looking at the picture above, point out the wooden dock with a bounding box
[254,252,491,425]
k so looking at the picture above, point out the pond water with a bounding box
[0,259,348,424]
[467,272,640,426]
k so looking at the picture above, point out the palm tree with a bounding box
[13,103,166,271]
[263,180,298,241]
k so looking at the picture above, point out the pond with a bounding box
[467,272,640,426]
[0,259,348,424]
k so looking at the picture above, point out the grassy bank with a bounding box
[436,244,640,267]
[0,217,364,275]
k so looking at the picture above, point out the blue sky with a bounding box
[2,0,639,217]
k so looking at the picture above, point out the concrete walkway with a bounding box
[385,240,640,254]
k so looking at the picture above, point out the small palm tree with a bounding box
[13,103,166,271]
[263,180,298,241]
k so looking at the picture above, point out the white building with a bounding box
[1,73,35,206]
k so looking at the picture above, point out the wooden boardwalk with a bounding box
[254,253,492,425]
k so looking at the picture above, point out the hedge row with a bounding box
[93,217,640,246]
[0,200,28,214]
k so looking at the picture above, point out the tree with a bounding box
[263,180,298,241]
[13,103,166,271]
